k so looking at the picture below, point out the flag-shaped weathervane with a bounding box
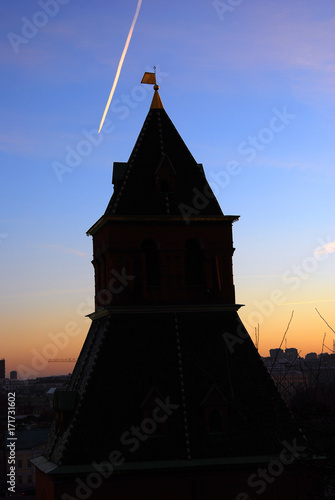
[141,67,159,89]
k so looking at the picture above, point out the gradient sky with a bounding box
[1,0,334,378]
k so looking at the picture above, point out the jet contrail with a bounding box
[98,0,143,133]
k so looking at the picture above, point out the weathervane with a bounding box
[141,66,159,90]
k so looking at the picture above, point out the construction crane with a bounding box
[48,358,77,363]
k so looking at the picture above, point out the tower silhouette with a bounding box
[32,79,314,500]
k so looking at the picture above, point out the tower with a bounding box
[32,78,314,499]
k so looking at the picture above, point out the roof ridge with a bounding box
[107,108,155,215]
[174,313,191,461]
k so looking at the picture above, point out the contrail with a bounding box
[98,0,143,133]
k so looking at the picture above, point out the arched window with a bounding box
[141,239,161,286]
[185,239,204,286]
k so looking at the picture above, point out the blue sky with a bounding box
[1,0,334,377]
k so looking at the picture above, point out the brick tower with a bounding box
[32,76,314,500]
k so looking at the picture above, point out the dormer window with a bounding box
[154,155,176,193]
[201,386,229,433]
[112,162,128,193]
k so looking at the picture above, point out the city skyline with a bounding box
[1,0,334,377]
[3,344,335,381]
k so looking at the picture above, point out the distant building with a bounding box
[269,348,284,359]
[10,370,17,380]
[0,359,5,379]
[285,348,298,363]
[271,368,308,401]
[319,352,329,358]
[2,378,24,392]
[305,352,317,360]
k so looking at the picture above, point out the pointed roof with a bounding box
[103,87,223,218]
[41,309,302,468]
[150,86,164,109]
[34,78,307,487]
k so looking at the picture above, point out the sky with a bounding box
[1,0,334,378]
